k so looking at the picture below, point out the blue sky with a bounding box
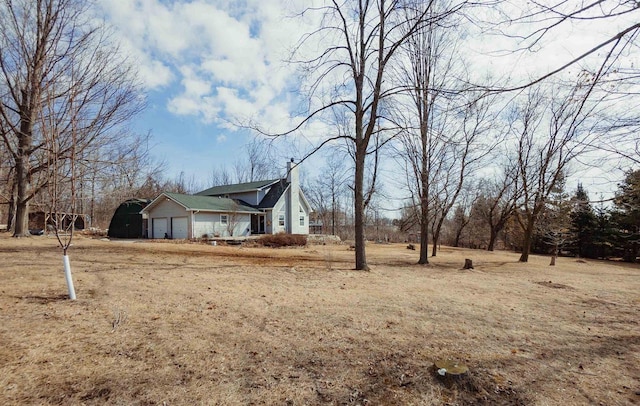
[97,0,638,201]
[98,0,315,183]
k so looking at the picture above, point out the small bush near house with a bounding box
[258,233,307,248]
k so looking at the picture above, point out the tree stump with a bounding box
[434,359,469,377]
[463,259,473,269]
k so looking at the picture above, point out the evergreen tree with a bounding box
[543,184,572,263]
[593,201,614,259]
[531,178,572,258]
[569,184,597,258]
[612,170,640,262]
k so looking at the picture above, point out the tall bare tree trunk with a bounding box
[519,217,535,262]
[331,193,337,236]
[14,156,31,237]
[354,134,369,271]
[418,173,429,264]
[487,227,498,251]
[431,234,439,257]
[6,181,17,231]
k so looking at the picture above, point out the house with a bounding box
[140,159,312,239]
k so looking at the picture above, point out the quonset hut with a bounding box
[107,198,151,239]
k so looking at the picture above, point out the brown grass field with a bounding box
[0,234,638,405]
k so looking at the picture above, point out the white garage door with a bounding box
[171,217,188,239]
[152,217,167,239]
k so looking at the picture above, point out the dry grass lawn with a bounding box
[0,234,638,405]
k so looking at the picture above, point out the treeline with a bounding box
[429,171,640,262]
[305,158,640,263]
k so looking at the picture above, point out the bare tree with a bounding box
[90,132,164,228]
[304,152,349,236]
[514,78,602,262]
[42,79,81,299]
[0,144,12,228]
[235,138,274,183]
[429,94,499,257]
[475,162,520,251]
[265,0,460,270]
[393,0,462,264]
[0,0,143,237]
[392,0,501,261]
[487,2,640,169]
[449,186,479,247]
[226,200,241,237]
[209,138,277,186]
[208,166,235,187]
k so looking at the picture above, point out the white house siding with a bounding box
[226,185,274,205]
[270,191,309,234]
[194,212,252,238]
[232,214,252,236]
[194,213,217,238]
[272,196,287,234]
[225,191,260,205]
[296,195,310,234]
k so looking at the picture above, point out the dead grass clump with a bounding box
[258,233,307,248]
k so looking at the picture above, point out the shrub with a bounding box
[258,233,307,248]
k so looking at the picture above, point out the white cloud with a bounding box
[98,0,315,132]
[136,59,174,90]
[179,66,212,98]
[216,134,227,143]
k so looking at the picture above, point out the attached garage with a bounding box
[152,217,168,239]
[171,217,188,239]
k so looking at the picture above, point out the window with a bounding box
[299,216,305,226]
[278,214,285,227]
[220,214,228,225]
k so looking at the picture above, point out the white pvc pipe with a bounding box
[63,255,77,300]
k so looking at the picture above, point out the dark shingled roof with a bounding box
[164,193,261,213]
[256,180,289,209]
[195,179,280,196]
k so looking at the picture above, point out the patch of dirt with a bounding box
[534,280,576,290]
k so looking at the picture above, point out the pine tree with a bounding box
[543,185,572,264]
[593,201,614,259]
[612,170,640,262]
[569,184,597,258]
